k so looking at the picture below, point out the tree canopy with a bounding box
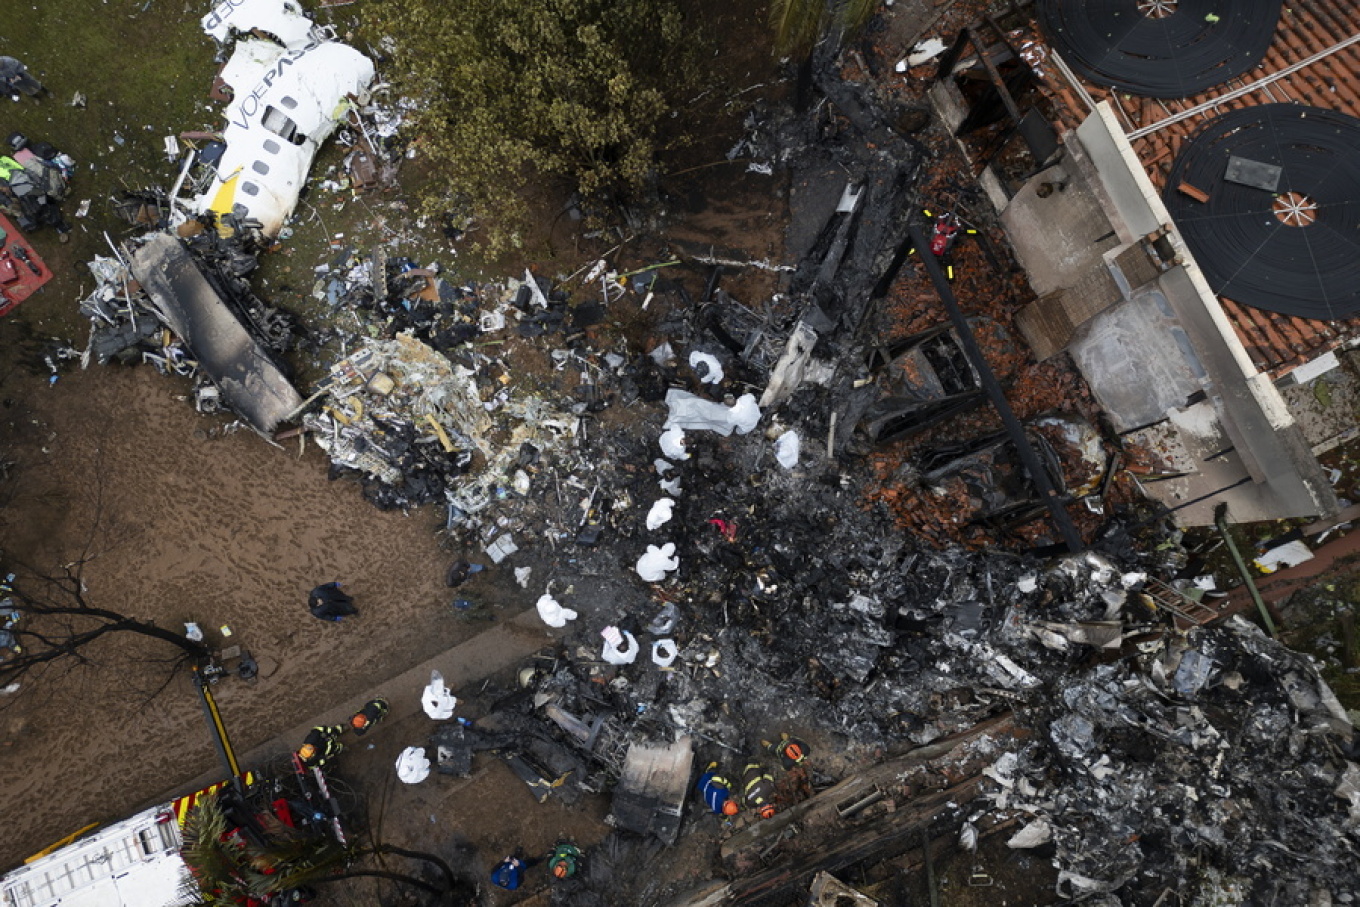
[367,0,710,252]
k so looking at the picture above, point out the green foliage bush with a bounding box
[367,0,710,253]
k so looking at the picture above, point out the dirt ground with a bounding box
[0,357,506,867]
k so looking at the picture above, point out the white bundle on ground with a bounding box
[652,638,678,667]
[422,669,456,719]
[688,351,724,384]
[659,425,689,460]
[646,497,675,530]
[636,542,679,582]
[536,592,578,628]
[601,626,639,665]
[395,746,431,784]
[774,430,800,468]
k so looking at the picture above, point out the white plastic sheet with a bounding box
[664,389,761,436]
[1007,819,1053,849]
[774,430,800,468]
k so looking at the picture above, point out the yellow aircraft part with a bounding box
[208,170,243,237]
[425,414,455,453]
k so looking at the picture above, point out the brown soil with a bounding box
[0,359,498,868]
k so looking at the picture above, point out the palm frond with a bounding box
[834,0,877,37]
[769,0,827,59]
[179,793,241,901]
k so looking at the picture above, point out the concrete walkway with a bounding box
[162,605,563,804]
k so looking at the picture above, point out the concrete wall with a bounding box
[1014,103,1337,523]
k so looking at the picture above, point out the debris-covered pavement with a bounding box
[33,0,1360,904]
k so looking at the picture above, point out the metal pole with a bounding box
[1213,503,1276,637]
[193,666,244,793]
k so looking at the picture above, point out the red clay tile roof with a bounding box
[1029,0,1360,376]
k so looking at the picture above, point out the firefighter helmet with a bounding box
[298,743,316,761]
[722,799,739,816]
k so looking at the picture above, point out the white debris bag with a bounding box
[664,389,761,436]
[395,746,431,784]
[636,543,679,582]
[646,498,675,530]
[688,351,724,384]
[760,323,819,408]
[422,669,457,720]
[485,533,518,564]
[907,37,948,67]
[1007,819,1053,849]
[536,593,578,628]
[774,431,800,468]
[601,627,639,665]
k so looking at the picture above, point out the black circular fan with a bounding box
[1163,104,1360,320]
[1036,0,1282,99]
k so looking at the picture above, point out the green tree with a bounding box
[366,0,710,253]
[769,0,876,60]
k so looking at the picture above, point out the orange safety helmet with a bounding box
[553,862,570,879]
[781,741,806,763]
[722,799,739,816]
[758,803,776,820]
[298,743,316,761]
[351,714,369,731]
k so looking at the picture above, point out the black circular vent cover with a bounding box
[1163,104,1360,321]
[1036,0,1282,99]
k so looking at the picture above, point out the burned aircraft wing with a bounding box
[130,234,302,433]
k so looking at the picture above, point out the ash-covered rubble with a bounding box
[989,616,1360,904]
[376,257,1358,901]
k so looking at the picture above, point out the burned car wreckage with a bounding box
[58,2,1360,905]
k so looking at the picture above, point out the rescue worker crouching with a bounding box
[765,732,811,771]
[297,724,345,768]
[696,762,739,816]
[742,761,778,820]
[548,841,583,880]
[350,698,390,736]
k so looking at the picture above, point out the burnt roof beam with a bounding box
[905,220,1086,553]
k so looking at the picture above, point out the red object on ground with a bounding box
[0,213,53,316]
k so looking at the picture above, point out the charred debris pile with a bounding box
[65,29,1360,907]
